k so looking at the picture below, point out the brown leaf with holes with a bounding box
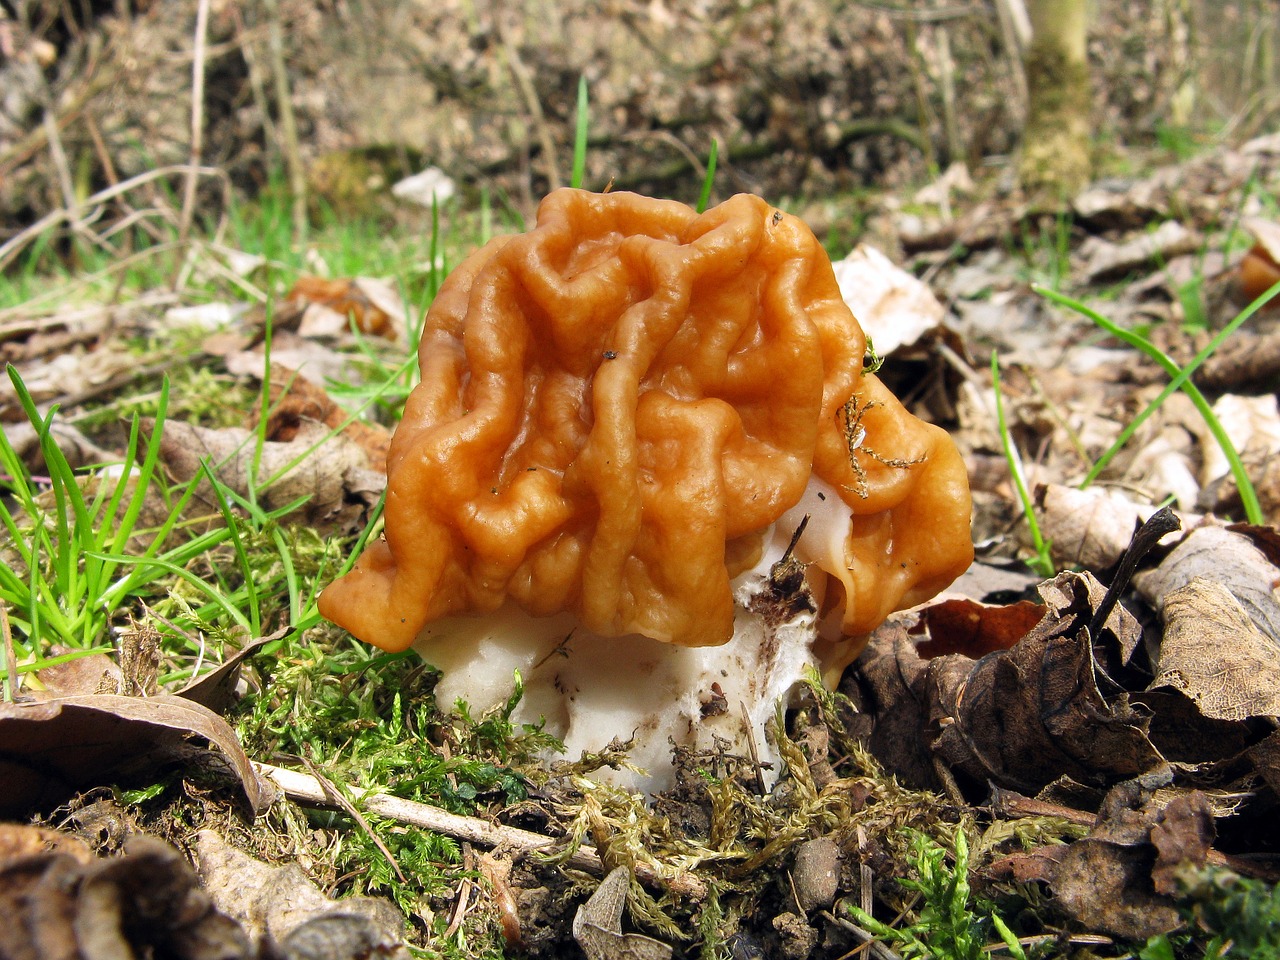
[0,694,265,819]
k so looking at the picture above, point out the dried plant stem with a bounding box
[1,604,16,702]
[262,0,307,242]
[255,762,705,897]
[0,165,228,271]
[178,0,211,243]
[498,15,561,191]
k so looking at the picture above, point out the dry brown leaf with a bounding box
[148,418,384,534]
[929,572,1160,794]
[572,866,672,960]
[1136,525,1280,645]
[859,572,1161,796]
[1153,578,1280,721]
[1050,838,1182,940]
[30,650,121,698]
[916,597,1045,658]
[286,276,403,339]
[176,628,282,714]
[1150,792,1216,896]
[0,420,116,473]
[831,243,945,356]
[0,824,94,867]
[194,829,410,960]
[1083,220,1199,282]
[1038,484,1182,572]
[260,365,391,472]
[1048,785,1213,940]
[1195,393,1280,489]
[0,693,265,819]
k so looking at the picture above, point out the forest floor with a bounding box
[3,130,1280,960]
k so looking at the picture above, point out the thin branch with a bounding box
[497,14,561,191]
[178,0,212,243]
[255,762,706,898]
[262,0,307,242]
[0,164,228,271]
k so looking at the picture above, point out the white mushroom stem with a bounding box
[414,477,856,793]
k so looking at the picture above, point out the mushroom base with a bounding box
[413,525,860,794]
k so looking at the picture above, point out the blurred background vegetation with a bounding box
[1,0,1277,244]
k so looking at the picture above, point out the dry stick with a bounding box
[255,762,706,898]
[178,0,212,244]
[0,165,226,271]
[497,15,561,191]
[1,604,17,703]
[262,0,307,243]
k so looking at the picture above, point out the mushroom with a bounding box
[319,189,972,789]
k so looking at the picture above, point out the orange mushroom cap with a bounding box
[319,189,972,654]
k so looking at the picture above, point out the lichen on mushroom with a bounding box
[319,188,973,790]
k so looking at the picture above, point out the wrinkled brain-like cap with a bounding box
[320,189,972,653]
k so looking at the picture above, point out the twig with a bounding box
[262,0,307,243]
[1,604,17,702]
[0,164,228,271]
[299,756,406,884]
[178,0,212,244]
[497,15,561,191]
[254,761,706,898]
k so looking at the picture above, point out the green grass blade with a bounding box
[696,139,719,214]
[197,460,261,635]
[1036,284,1266,524]
[110,376,172,555]
[991,351,1054,577]
[1063,278,1280,488]
[571,75,589,189]
[89,550,253,635]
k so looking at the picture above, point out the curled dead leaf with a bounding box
[0,694,266,819]
[859,572,1162,796]
[0,832,250,960]
[1136,525,1280,645]
[286,276,403,339]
